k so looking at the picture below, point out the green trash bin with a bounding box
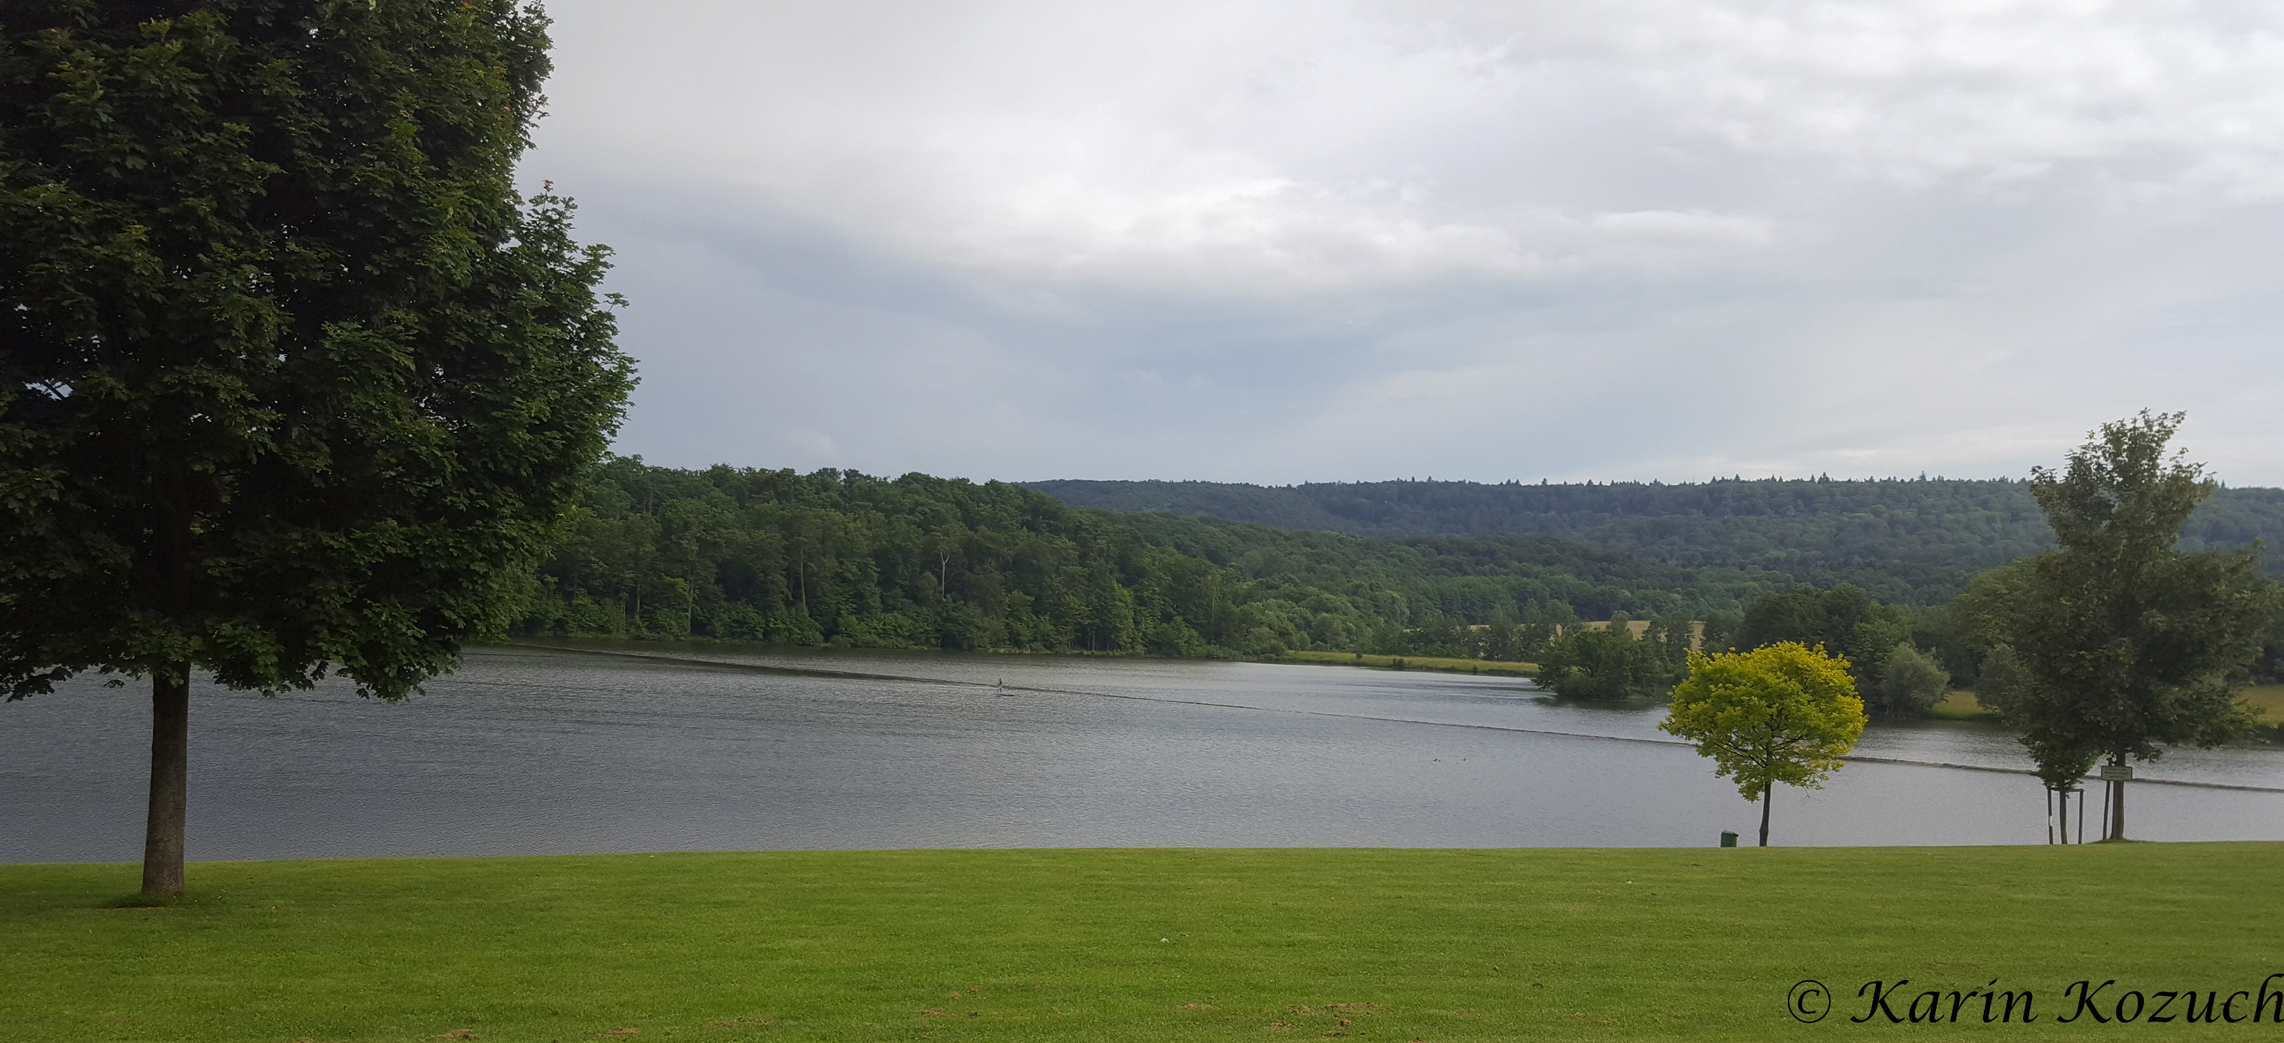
[1719,831,1738,848]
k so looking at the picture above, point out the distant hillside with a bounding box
[1028,478,2284,603]
[514,461,1809,659]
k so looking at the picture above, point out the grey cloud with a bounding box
[529,0,2284,484]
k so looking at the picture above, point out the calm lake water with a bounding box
[4,642,2282,862]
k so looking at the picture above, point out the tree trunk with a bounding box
[142,670,189,895]
[1758,791,1772,847]
[2109,775,2126,841]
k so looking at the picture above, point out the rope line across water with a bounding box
[513,644,2284,796]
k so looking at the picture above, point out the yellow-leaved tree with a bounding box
[1660,642,1868,846]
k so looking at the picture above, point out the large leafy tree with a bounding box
[1957,412,2281,841]
[1660,642,1867,846]
[0,0,634,894]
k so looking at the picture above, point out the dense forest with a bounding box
[514,459,1805,656]
[514,460,2284,697]
[1027,477,2284,602]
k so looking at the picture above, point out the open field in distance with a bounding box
[2238,684,2284,721]
[1916,688,2281,729]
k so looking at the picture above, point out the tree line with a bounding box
[1030,474,2284,603]
[514,458,1808,656]
[1526,584,1955,715]
[1529,563,2281,719]
[523,457,2284,725]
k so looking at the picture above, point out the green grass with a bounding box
[1932,687,2284,729]
[1929,690,1997,721]
[5,846,2282,1042]
[1278,649,1538,677]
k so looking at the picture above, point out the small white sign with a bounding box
[2099,765,2134,781]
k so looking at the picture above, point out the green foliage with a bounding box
[0,0,633,699]
[1972,643,2031,717]
[1660,642,1867,845]
[2251,632,2284,685]
[1723,583,1959,714]
[1696,609,1744,654]
[1033,475,2284,602]
[1874,642,1950,716]
[1108,513,1796,621]
[1960,413,2284,794]
[1662,642,1867,801]
[1534,626,1683,700]
[519,460,1811,657]
[523,461,1226,654]
[1733,584,1900,672]
[1696,583,1971,717]
[2020,738,2101,794]
[1640,614,1695,665]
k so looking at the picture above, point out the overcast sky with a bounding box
[528,0,2284,486]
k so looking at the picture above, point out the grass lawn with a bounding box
[5,845,2282,1042]
[1278,650,1537,677]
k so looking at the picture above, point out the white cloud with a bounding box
[532,0,2284,485]
[542,0,1799,296]
[1434,0,2284,193]
[1648,1,2273,193]
[546,0,2284,287]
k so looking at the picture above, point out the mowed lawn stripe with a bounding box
[2,844,2278,1042]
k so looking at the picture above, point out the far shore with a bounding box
[1274,648,1539,677]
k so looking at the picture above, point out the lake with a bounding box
[4,642,2281,862]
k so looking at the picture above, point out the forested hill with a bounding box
[1026,477,2284,602]
[514,459,1802,656]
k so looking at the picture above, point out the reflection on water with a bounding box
[3,642,2280,862]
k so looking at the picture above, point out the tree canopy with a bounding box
[1033,475,2284,603]
[522,460,2060,716]
[1873,643,1950,717]
[1660,642,1867,846]
[516,458,1817,658]
[1533,621,1686,700]
[0,0,632,892]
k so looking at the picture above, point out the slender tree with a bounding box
[0,0,633,894]
[1661,642,1867,846]
[2025,736,2098,844]
[1959,412,2282,840]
